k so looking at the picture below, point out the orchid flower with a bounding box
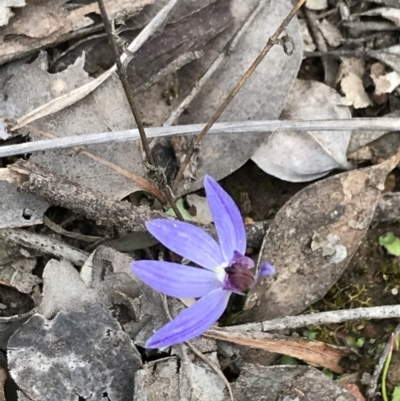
[131,175,274,349]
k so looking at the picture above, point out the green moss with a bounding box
[380,260,400,281]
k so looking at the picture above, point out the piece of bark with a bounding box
[0,0,152,66]
[205,327,352,374]
[0,228,89,266]
[4,159,164,233]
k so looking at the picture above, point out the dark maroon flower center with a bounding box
[224,266,255,292]
[223,251,256,293]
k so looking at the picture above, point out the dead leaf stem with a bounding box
[20,125,168,205]
[96,0,154,166]
[171,0,307,192]
[97,0,184,220]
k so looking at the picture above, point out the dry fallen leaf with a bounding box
[134,354,226,401]
[318,19,343,48]
[0,0,151,65]
[240,149,400,323]
[175,0,302,195]
[340,383,367,401]
[341,73,373,109]
[360,7,400,28]
[0,180,49,228]
[373,71,400,95]
[252,79,352,182]
[0,0,25,27]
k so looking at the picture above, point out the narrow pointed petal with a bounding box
[131,260,221,298]
[146,219,224,270]
[146,288,231,348]
[257,262,275,280]
[204,176,246,261]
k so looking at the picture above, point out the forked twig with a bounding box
[171,0,307,192]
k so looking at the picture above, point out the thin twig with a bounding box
[15,125,167,204]
[303,9,335,86]
[43,216,101,243]
[160,296,204,401]
[161,295,232,400]
[171,0,307,192]
[97,0,154,165]
[3,118,400,158]
[185,342,234,401]
[222,305,400,333]
[97,0,183,220]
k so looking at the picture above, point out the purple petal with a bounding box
[131,260,221,298]
[146,219,225,271]
[204,176,246,261]
[229,251,254,269]
[146,288,231,348]
[257,262,275,280]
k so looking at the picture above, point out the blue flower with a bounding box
[131,175,275,348]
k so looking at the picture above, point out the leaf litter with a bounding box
[241,149,400,323]
[3,0,400,400]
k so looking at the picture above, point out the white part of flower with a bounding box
[214,266,227,284]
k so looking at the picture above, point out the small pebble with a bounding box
[392,288,399,295]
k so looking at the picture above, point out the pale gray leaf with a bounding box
[240,157,396,323]
[175,0,302,195]
[252,80,352,182]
